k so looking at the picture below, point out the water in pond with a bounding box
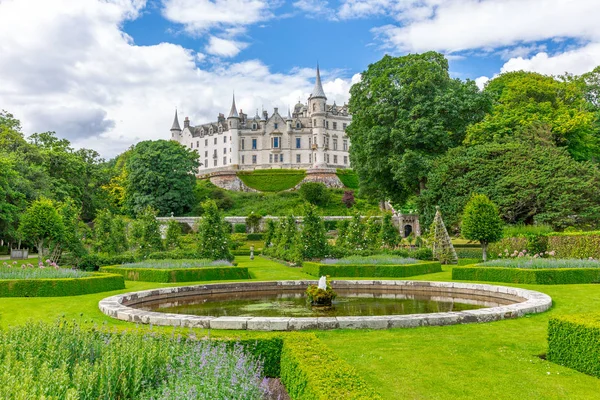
[136,288,508,318]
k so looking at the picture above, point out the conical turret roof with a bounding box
[311,64,327,99]
[171,109,181,131]
[228,93,239,118]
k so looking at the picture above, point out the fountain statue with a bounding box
[306,276,337,308]
[318,276,327,290]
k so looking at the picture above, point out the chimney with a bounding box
[184,117,190,128]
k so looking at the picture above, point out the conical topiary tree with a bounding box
[431,206,458,264]
[197,200,233,261]
[299,204,328,260]
[379,212,400,249]
[461,194,503,261]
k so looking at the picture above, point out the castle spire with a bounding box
[170,109,181,131]
[228,93,239,118]
[311,63,327,99]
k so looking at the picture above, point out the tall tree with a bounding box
[461,195,503,261]
[196,200,232,261]
[18,198,65,262]
[347,52,491,205]
[125,140,200,216]
[299,204,327,260]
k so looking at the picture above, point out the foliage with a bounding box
[481,258,600,269]
[305,279,337,306]
[347,52,491,204]
[0,272,124,297]
[57,198,88,264]
[547,314,600,379]
[452,266,600,285]
[431,207,458,264]
[125,139,200,216]
[245,212,262,233]
[0,261,90,279]
[365,217,381,249]
[100,265,249,283]
[341,190,355,208]
[234,223,247,233]
[503,224,554,238]
[465,71,600,161]
[130,206,163,257]
[262,219,277,250]
[273,215,301,264]
[121,259,232,269]
[196,200,233,261]
[321,256,419,265]
[93,209,128,255]
[303,261,442,278]
[77,252,137,271]
[299,182,330,206]
[237,169,306,192]
[379,213,400,249]
[280,333,382,400]
[547,234,600,260]
[18,198,65,262]
[336,169,359,189]
[336,220,349,249]
[462,194,503,261]
[346,213,368,251]
[299,204,328,260]
[164,219,182,250]
[419,142,600,230]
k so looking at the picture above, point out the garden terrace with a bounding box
[453,258,600,284]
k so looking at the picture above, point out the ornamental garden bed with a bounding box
[302,256,442,278]
[100,259,250,283]
[452,258,600,284]
[0,261,124,297]
[547,314,600,378]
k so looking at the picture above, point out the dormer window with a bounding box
[296,122,301,129]
[274,123,278,129]
[253,123,257,129]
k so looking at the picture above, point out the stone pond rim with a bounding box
[98,280,552,331]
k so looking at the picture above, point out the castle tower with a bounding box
[227,93,240,166]
[309,64,327,166]
[170,109,181,141]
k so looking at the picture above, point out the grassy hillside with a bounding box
[237,169,306,192]
[192,179,380,216]
[336,169,359,189]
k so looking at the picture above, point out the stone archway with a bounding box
[404,224,413,238]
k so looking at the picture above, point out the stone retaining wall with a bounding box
[99,280,552,331]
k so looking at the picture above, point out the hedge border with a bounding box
[302,261,442,278]
[100,266,250,283]
[452,266,600,285]
[280,332,381,400]
[0,273,125,297]
[547,314,600,378]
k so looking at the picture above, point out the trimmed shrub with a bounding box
[146,250,204,260]
[302,261,441,278]
[247,233,264,241]
[280,333,381,400]
[547,314,600,378]
[100,265,249,283]
[299,182,329,206]
[452,266,600,284]
[78,253,137,271]
[324,220,337,231]
[237,170,306,192]
[548,234,600,259]
[234,223,247,233]
[0,273,125,297]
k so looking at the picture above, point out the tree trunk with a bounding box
[482,242,488,262]
[37,239,44,263]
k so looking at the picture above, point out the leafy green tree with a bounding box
[365,217,381,249]
[197,200,233,261]
[275,215,301,264]
[462,194,503,261]
[58,198,88,264]
[419,142,600,230]
[299,204,328,259]
[165,219,182,250]
[336,220,349,249]
[18,198,65,262]
[93,209,128,255]
[299,182,329,206]
[130,206,163,257]
[262,219,277,253]
[379,213,400,249]
[347,52,491,205]
[465,71,599,161]
[125,140,200,217]
[0,155,26,244]
[346,212,367,251]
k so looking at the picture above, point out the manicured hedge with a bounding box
[302,261,442,278]
[548,234,600,259]
[452,266,600,284]
[0,273,125,297]
[336,169,359,189]
[238,170,306,192]
[488,237,528,257]
[100,266,250,283]
[246,233,264,241]
[280,333,381,400]
[547,314,600,378]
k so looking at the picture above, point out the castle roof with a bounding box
[310,64,327,99]
[170,109,181,131]
[228,93,239,118]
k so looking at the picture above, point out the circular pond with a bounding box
[99,280,552,331]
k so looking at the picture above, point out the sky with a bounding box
[1,0,600,158]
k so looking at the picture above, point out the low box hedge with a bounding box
[280,333,381,400]
[547,314,600,378]
[100,265,250,283]
[452,266,600,284]
[0,273,125,297]
[302,261,442,278]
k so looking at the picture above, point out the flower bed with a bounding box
[100,259,250,283]
[547,314,600,378]
[452,259,600,284]
[302,259,441,278]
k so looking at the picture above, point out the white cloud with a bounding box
[0,0,352,158]
[293,0,336,19]
[205,36,249,57]
[500,43,600,76]
[475,76,489,90]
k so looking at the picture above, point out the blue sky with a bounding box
[1,0,599,157]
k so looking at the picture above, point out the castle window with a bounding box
[308,137,312,148]
[205,139,208,146]
[213,149,217,157]
[312,103,316,111]
[205,151,208,157]
[223,148,226,154]
[252,155,257,164]
[214,138,217,145]
[334,155,338,164]
[274,123,278,129]
[295,137,301,149]
[313,119,316,126]
[333,138,338,150]
[223,156,227,165]
[333,122,337,130]
[326,121,329,129]
[252,139,257,150]
[343,123,347,130]
[214,159,217,166]
[190,143,193,148]
[272,137,280,149]
[241,138,245,150]
[280,154,283,163]
[253,123,257,129]
[309,154,312,163]
[323,120,326,127]
[224,136,227,143]
[205,160,208,168]
[296,154,301,163]
[296,122,301,129]
[344,156,348,164]
[197,141,199,147]
[242,155,245,164]
[269,154,273,163]
[343,139,348,151]
[326,154,330,163]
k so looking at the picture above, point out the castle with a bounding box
[170,66,352,175]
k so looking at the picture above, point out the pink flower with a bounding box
[518,252,524,257]
[45,259,51,264]
[549,251,555,257]
[589,257,594,260]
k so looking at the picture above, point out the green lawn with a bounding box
[1,257,599,399]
